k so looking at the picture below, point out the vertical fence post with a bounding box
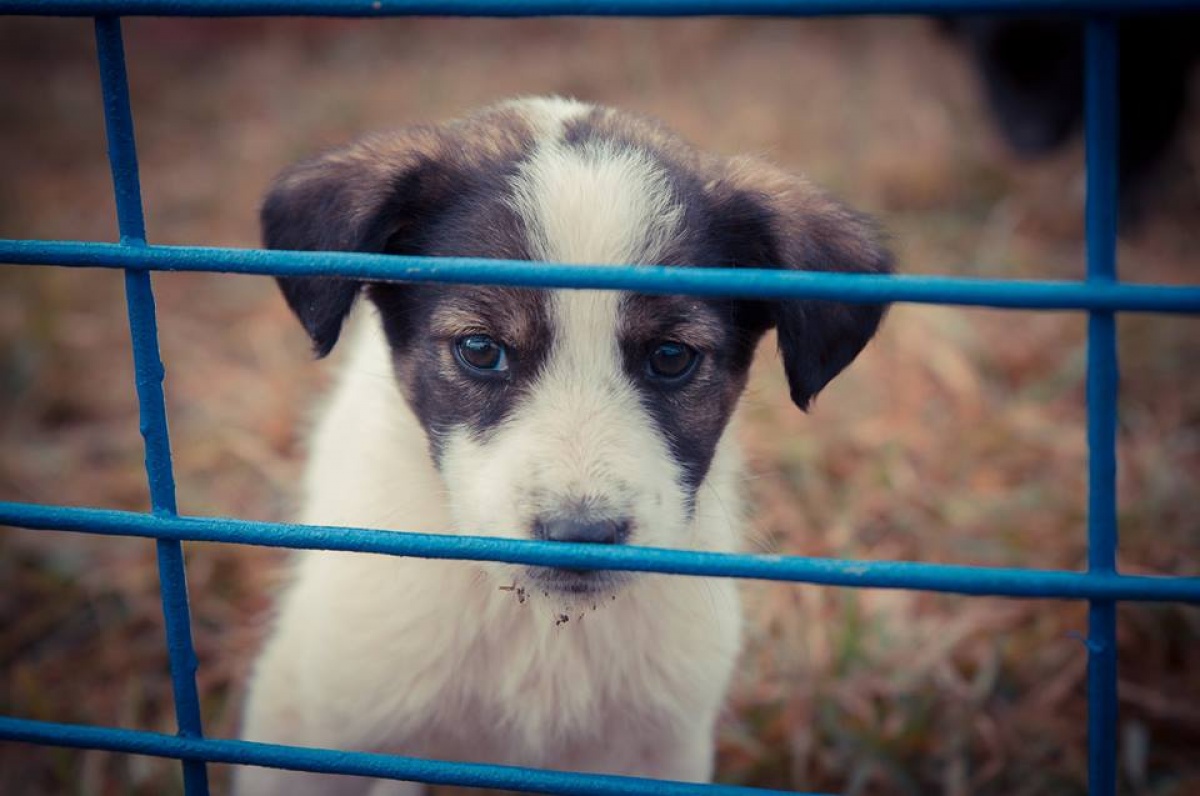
[1084,15,1120,796]
[94,16,210,795]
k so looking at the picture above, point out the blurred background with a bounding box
[1,13,1198,796]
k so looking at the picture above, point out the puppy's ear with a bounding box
[708,156,893,410]
[262,127,454,356]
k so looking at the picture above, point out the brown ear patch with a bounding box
[264,105,540,356]
[707,155,893,410]
[716,155,892,278]
[562,106,703,170]
[263,106,538,255]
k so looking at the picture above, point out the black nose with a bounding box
[533,517,631,545]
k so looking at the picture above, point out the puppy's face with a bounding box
[264,98,892,596]
[370,285,755,594]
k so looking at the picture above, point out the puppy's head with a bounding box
[265,98,891,596]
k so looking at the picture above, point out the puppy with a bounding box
[237,97,890,795]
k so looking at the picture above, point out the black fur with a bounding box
[942,15,1200,197]
[262,150,457,356]
[262,123,530,357]
[705,178,892,411]
[372,283,552,465]
[620,294,760,499]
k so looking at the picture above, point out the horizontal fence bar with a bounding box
[3,239,1200,313]
[4,0,1196,17]
[0,716,812,796]
[3,502,1198,602]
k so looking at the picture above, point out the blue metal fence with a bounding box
[0,2,1198,795]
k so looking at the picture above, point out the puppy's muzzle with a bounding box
[528,515,633,595]
[533,516,631,546]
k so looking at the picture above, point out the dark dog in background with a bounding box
[941,14,1199,208]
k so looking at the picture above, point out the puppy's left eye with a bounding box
[646,341,700,384]
[454,334,509,374]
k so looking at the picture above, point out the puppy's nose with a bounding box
[533,517,631,545]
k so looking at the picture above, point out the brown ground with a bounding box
[1,14,1198,796]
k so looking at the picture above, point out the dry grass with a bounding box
[1,15,1198,796]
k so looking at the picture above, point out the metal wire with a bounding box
[3,240,1200,313]
[3,501,1199,603]
[1084,17,1120,796]
[94,15,209,795]
[6,0,1198,19]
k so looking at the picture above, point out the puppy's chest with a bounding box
[419,593,704,755]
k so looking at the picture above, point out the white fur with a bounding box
[511,137,685,267]
[500,95,591,139]
[237,99,746,794]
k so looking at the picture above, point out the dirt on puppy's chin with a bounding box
[498,569,630,619]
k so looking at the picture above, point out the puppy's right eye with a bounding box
[646,340,700,384]
[454,334,509,375]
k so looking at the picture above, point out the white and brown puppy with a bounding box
[237,97,890,795]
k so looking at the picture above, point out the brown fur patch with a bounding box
[618,294,728,353]
[703,154,893,409]
[371,282,553,462]
[563,106,706,173]
[426,287,553,354]
[715,154,891,278]
[264,103,541,354]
